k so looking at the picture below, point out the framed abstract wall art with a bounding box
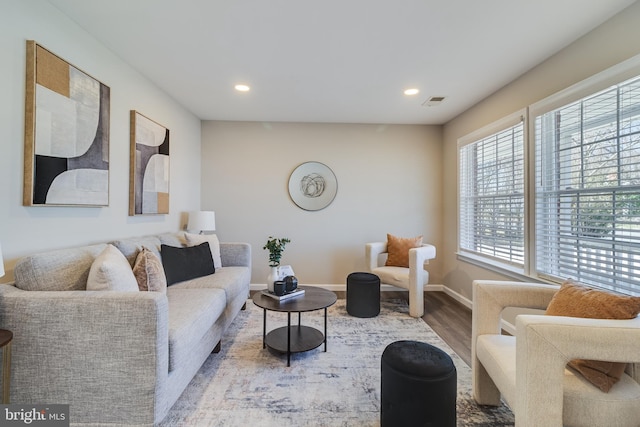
[129,110,170,215]
[23,40,110,206]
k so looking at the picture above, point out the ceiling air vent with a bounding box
[422,96,445,107]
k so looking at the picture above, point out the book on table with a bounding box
[261,288,305,301]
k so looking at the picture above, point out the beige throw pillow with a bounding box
[546,280,640,392]
[133,247,167,293]
[86,244,139,292]
[385,234,423,268]
[184,232,222,269]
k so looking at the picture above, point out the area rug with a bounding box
[159,299,514,426]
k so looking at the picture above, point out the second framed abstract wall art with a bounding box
[23,40,111,206]
[129,110,170,215]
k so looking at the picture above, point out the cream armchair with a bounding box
[365,242,436,317]
[472,280,640,427]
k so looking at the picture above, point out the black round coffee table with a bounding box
[252,285,337,366]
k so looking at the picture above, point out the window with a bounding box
[458,54,640,296]
[459,112,525,269]
[535,76,640,295]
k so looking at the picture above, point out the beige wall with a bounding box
[0,2,202,280]
[201,121,443,285]
[441,1,640,301]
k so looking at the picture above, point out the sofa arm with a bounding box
[365,242,387,272]
[514,314,640,427]
[220,242,251,268]
[471,280,559,407]
[0,284,168,425]
[366,242,435,271]
[409,244,436,267]
[517,314,640,363]
[472,280,558,337]
[408,244,437,286]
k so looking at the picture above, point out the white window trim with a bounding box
[529,54,640,120]
[457,110,526,149]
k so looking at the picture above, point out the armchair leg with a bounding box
[212,341,221,353]
[472,361,501,406]
[408,288,424,318]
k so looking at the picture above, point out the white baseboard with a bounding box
[428,284,473,310]
[249,283,474,310]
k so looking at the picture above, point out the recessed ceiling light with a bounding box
[404,88,420,96]
[234,84,250,92]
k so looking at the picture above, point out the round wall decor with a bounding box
[288,162,337,211]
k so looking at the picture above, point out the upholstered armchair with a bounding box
[365,241,436,317]
[472,280,640,427]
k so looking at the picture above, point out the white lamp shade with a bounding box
[188,211,216,232]
[0,243,4,278]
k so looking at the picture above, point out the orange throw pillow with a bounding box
[385,234,423,268]
[546,280,640,392]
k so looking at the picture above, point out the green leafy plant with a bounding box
[263,236,291,267]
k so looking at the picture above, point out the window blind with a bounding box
[459,120,525,267]
[535,76,640,295]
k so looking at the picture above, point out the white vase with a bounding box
[267,266,279,292]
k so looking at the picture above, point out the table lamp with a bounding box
[187,211,216,234]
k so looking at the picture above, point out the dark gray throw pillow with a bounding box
[161,242,215,285]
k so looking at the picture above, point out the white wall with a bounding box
[0,1,202,280]
[201,121,442,285]
[441,1,640,301]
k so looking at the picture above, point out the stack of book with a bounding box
[261,288,305,301]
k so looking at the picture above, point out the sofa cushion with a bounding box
[86,244,139,292]
[185,232,222,269]
[373,266,409,287]
[111,236,163,266]
[133,247,167,293]
[385,234,423,268]
[166,287,226,372]
[169,266,250,303]
[14,243,108,291]
[372,266,429,288]
[158,232,185,248]
[161,243,215,286]
[546,280,640,392]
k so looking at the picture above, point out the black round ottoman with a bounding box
[381,340,456,427]
[346,272,380,317]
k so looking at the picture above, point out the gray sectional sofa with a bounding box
[0,232,251,426]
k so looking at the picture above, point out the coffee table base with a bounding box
[253,286,337,367]
[266,325,324,354]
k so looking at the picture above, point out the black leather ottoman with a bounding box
[346,272,380,317]
[381,340,457,427]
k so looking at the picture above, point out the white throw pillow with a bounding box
[184,232,222,269]
[87,244,139,291]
